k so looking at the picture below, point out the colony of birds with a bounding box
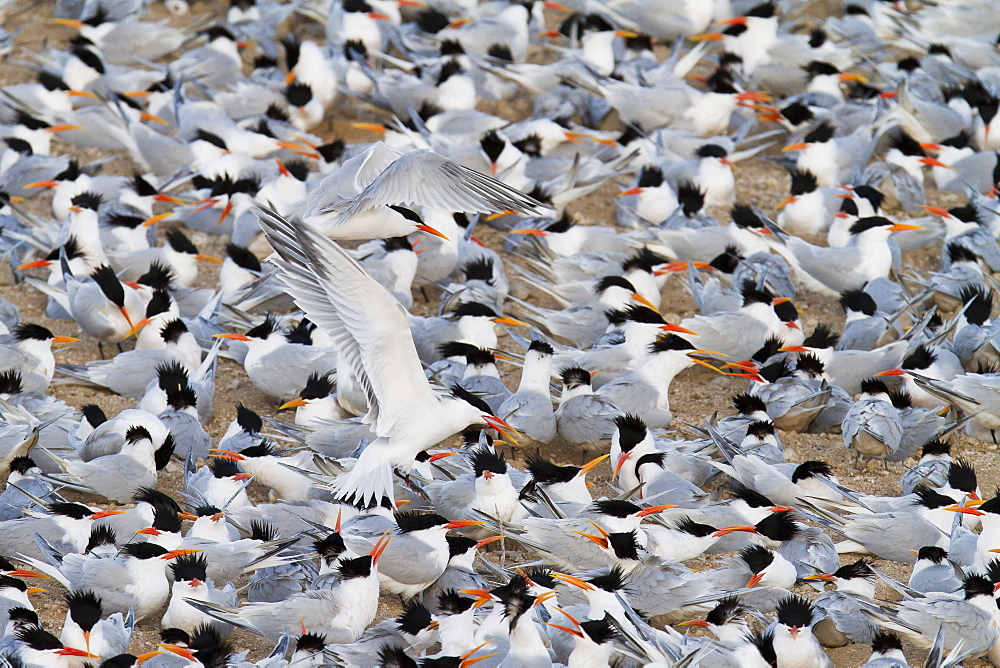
[7,0,1000,665]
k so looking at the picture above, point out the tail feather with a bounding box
[331,446,395,508]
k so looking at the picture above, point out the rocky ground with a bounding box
[1,0,997,665]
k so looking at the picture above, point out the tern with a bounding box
[258,207,520,506]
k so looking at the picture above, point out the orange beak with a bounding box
[279,398,309,410]
[874,368,905,377]
[712,525,757,537]
[52,335,79,343]
[23,180,58,189]
[781,142,808,152]
[90,510,127,520]
[745,572,765,588]
[618,186,643,197]
[661,322,699,335]
[213,333,251,341]
[919,157,953,170]
[919,205,949,217]
[15,259,53,270]
[416,223,450,240]
[143,212,173,227]
[444,520,487,530]
[678,619,710,627]
[887,223,924,232]
[636,504,677,517]
[579,453,610,474]
[160,549,205,560]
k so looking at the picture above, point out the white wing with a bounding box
[340,148,551,221]
[258,207,441,441]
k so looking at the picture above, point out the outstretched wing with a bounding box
[343,148,551,220]
[257,206,439,441]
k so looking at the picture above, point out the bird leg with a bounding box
[98,342,106,359]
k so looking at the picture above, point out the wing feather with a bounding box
[258,207,441,440]
[343,149,550,220]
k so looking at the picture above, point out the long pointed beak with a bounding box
[745,572,765,588]
[618,186,643,197]
[143,212,173,227]
[154,193,186,205]
[678,619,710,627]
[919,157,954,170]
[158,644,196,661]
[571,530,608,549]
[803,573,836,582]
[7,570,48,579]
[47,124,83,133]
[443,520,487,530]
[712,525,758,537]
[279,398,308,410]
[475,535,503,549]
[781,142,808,152]
[690,32,725,41]
[140,112,169,126]
[90,510,127,519]
[919,205,950,217]
[24,180,58,189]
[493,316,529,327]
[887,223,924,231]
[550,572,594,590]
[350,122,386,134]
[416,223,450,240]
[636,504,677,517]
[612,451,629,478]
[579,453,610,474]
[161,549,204,560]
[370,532,393,565]
[52,17,84,28]
[661,322,699,335]
[944,504,985,516]
[874,368,905,376]
[217,199,234,226]
[15,259,53,270]
[125,317,151,339]
[428,451,458,462]
[509,227,546,235]
[483,414,521,444]
[630,292,659,311]
[545,622,584,637]
[213,333,251,341]
[136,651,163,664]
[52,336,79,344]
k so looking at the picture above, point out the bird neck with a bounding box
[517,352,552,393]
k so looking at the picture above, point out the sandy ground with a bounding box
[1,0,998,665]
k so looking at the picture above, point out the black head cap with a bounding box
[470,448,507,477]
[731,393,767,415]
[437,589,475,615]
[791,460,831,483]
[848,216,894,235]
[170,553,208,582]
[739,544,775,573]
[963,573,994,599]
[775,595,815,628]
[901,344,936,370]
[839,289,877,315]
[677,181,706,216]
[947,459,977,494]
[802,323,839,349]
[245,314,282,340]
[754,511,798,541]
[300,372,335,400]
[788,168,818,196]
[394,511,449,534]
[915,545,948,564]
[804,122,835,144]
[614,414,647,452]
[871,631,903,654]
[560,366,591,389]
[525,454,578,485]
